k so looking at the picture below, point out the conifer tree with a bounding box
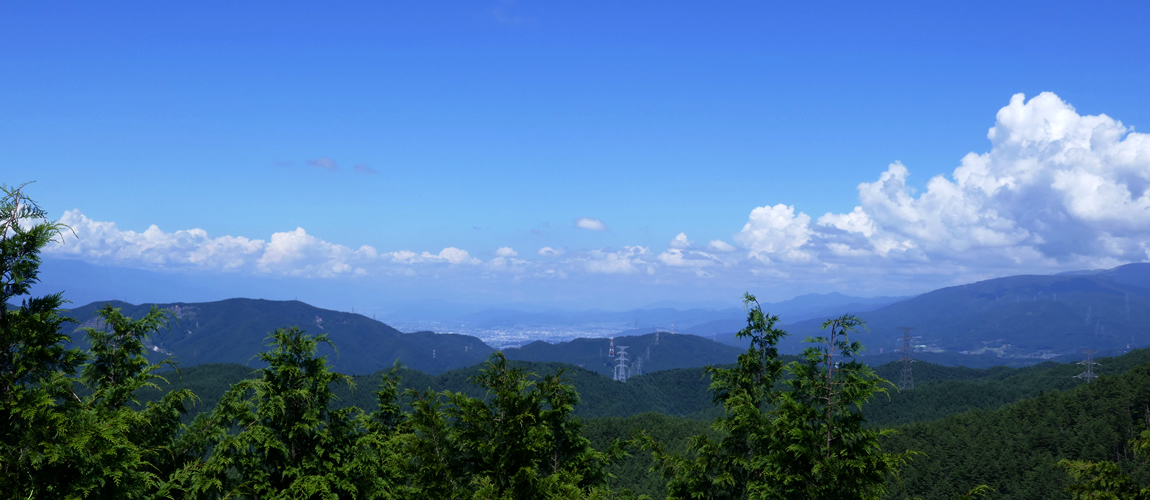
[0,183,198,499]
[187,326,374,499]
[647,293,910,500]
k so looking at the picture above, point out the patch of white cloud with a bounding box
[733,204,813,262]
[814,92,1150,269]
[581,246,649,274]
[669,232,692,249]
[730,91,1150,279]
[657,248,721,268]
[48,210,478,278]
[574,217,608,231]
[495,247,518,257]
[707,239,737,253]
[538,246,563,257]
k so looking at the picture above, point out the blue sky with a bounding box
[6,1,1150,310]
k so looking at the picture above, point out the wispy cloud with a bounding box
[354,163,377,174]
[308,157,338,171]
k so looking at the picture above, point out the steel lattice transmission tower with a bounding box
[1075,349,1100,383]
[896,327,917,391]
[613,346,630,382]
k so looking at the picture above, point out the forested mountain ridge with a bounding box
[882,358,1150,499]
[149,347,1150,425]
[63,298,496,374]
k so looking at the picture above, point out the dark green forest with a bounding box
[7,183,1150,499]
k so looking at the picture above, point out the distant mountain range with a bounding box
[62,299,496,375]
[777,263,1150,358]
[36,262,1150,372]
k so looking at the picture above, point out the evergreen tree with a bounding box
[0,183,198,499]
[647,293,911,500]
[0,183,85,497]
[1059,429,1150,499]
[406,352,618,499]
[187,326,377,499]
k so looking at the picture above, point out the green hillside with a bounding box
[881,360,1150,499]
[150,346,1150,429]
[63,298,496,374]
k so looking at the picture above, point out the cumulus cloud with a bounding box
[574,217,608,231]
[495,247,518,257]
[47,210,478,278]
[538,246,563,257]
[843,93,1149,266]
[669,233,692,249]
[308,157,338,171]
[581,246,649,274]
[733,204,813,262]
[734,92,1150,277]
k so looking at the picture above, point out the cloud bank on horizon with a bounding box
[45,93,1150,296]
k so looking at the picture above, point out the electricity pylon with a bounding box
[896,327,917,391]
[1075,349,1100,383]
[613,346,630,382]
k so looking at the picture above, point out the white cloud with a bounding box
[718,91,1150,283]
[707,239,737,253]
[582,246,649,274]
[657,248,719,268]
[538,246,563,257]
[52,210,265,271]
[48,210,479,277]
[574,217,608,231]
[811,92,1150,269]
[495,247,518,257]
[669,232,692,249]
[431,247,478,265]
[733,204,813,262]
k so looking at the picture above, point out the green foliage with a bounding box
[647,293,910,500]
[404,352,617,499]
[1,184,197,499]
[0,183,86,497]
[884,362,1150,499]
[1058,430,1150,499]
[184,326,377,499]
